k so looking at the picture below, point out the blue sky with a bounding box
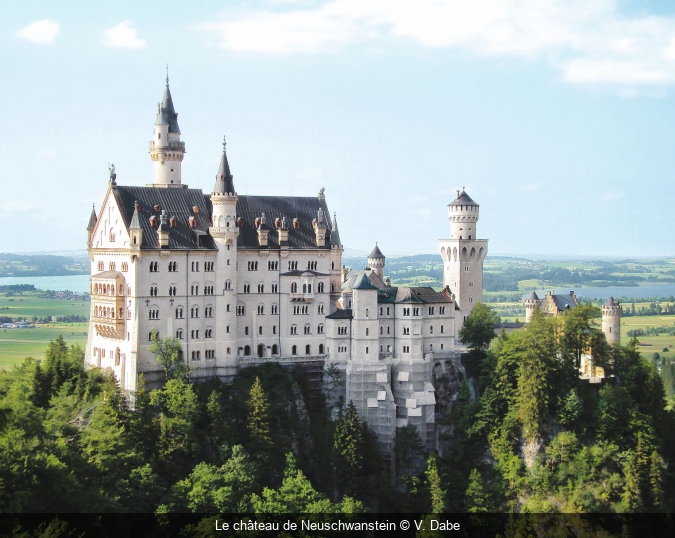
[2,0,675,257]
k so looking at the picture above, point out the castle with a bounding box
[84,78,487,454]
[523,291,621,379]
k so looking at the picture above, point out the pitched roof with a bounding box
[154,103,169,126]
[342,268,387,291]
[326,308,353,319]
[552,293,577,311]
[160,83,180,134]
[527,291,539,301]
[352,272,378,290]
[605,296,617,306]
[449,190,478,207]
[87,205,97,231]
[236,195,338,250]
[368,244,385,259]
[212,137,235,194]
[129,203,141,230]
[113,186,216,250]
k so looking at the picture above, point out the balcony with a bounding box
[149,140,185,152]
[290,292,314,303]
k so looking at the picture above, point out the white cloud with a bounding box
[199,0,675,90]
[37,149,57,159]
[17,20,60,44]
[102,21,146,49]
[601,192,624,202]
[3,201,33,212]
[296,166,323,180]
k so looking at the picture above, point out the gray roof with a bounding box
[552,293,577,311]
[212,138,235,194]
[154,103,169,126]
[113,186,216,250]
[160,83,180,134]
[280,269,329,277]
[449,190,478,207]
[605,296,618,306]
[87,205,97,231]
[527,291,539,301]
[352,272,378,290]
[236,195,338,250]
[342,268,387,291]
[326,308,353,320]
[368,244,385,259]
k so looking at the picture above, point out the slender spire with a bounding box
[87,204,97,231]
[160,72,180,134]
[129,201,141,230]
[212,135,235,194]
[331,212,341,247]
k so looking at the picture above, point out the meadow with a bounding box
[0,291,90,368]
[0,323,88,367]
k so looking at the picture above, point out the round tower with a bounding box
[524,291,540,323]
[448,189,479,240]
[367,244,385,280]
[602,297,621,345]
[149,74,185,187]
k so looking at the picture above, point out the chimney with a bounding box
[257,212,270,247]
[158,210,170,248]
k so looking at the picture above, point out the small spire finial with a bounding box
[166,64,169,86]
[223,135,226,150]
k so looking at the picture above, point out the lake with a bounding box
[529,283,675,301]
[0,275,90,294]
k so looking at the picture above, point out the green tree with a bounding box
[459,303,501,351]
[247,377,273,458]
[558,388,583,427]
[465,468,489,513]
[425,453,445,513]
[395,424,424,477]
[332,401,364,499]
[162,445,257,513]
[148,334,186,381]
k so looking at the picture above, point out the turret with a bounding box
[367,244,385,280]
[87,204,97,247]
[602,297,621,345]
[448,189,479,240]
[210,136,238,243]
[149,72,186,187]
[524,291,539,323]
[129,201,142,252]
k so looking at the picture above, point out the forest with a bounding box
[1,305,674,535]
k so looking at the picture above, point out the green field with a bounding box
[0,293,89,319]
[620,314,675,355]
[0,323,89,367]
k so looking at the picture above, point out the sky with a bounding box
[2,0,675,257]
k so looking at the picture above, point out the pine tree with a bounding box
[425,453,445,513]
[247,377,272,457]
[332,401,364,498]
[465,468,489,513]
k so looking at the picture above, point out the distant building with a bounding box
[523,291,621,380]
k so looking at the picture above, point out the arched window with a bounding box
[430,326,433,334]
[244,345,251,356]
[272,344,279,355]
[292,345,297,355]
[318,282,324,293]
[291,282,298,293]
[306,344,311,355]
[365,347,369,355]
[366,328,369,336]
[319,344,324,354]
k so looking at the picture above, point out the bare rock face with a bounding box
[520,437,543,470]
[433,359,476,454]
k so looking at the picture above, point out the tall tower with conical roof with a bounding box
[367,244,385,280]
[438,189,488,339]
[209,136,239,374]
[149,73,186,187]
